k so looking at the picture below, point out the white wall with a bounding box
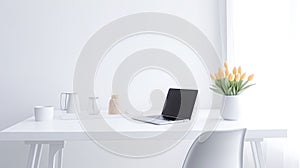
[0,0,226,168]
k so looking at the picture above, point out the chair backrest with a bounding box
[182,129,246,168]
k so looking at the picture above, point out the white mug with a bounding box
[34,106,54,121]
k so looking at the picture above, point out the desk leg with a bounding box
[26,141,64,168]
[250,140,266,168]
[26,143,42,168]
[57,147,63,168]
[26,144,36,168]
[33,144,42,168]
[48,141,64,168]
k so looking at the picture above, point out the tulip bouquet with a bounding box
[210,61,255,96]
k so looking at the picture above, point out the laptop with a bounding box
[131,88,198,125]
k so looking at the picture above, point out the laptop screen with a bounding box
[161,88,198,120]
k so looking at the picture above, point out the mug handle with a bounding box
[60,93,68,110]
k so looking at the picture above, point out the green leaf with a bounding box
[237,84,254,95]
[240,80,249,89]
[240,83,255,91]
[220,79,227,94]
[228,86,233,95]
[215,80,222,88]
[224,78,230,94]
[237,80,243,91]
[210,85,218,89]
[210,87,224,95]
[210,85,222,92]
[233,82,238,95]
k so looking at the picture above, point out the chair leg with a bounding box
[255,141,266,168]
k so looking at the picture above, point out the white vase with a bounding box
[221,95,240,120]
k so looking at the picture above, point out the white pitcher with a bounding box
[60,92,81,113]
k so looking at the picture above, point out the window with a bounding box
[229,0,300,167]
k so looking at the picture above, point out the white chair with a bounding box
[182,129,246,168]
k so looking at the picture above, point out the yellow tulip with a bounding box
[218,68,225,78]
[224,61,229,69]
[225,69,230,77]
[241,72,247,80]
[248,74,254,81]
[215,73,220,80]
[218,68,224,74]
[228,73,234,81]
[235,73,240,81]
[233,67,237,74]
[238,66,242,74]
[210,74,216,80]
[220,72,225,79]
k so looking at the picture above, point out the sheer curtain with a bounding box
[228,0,300,167]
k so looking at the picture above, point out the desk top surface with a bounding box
[0,110,287,141]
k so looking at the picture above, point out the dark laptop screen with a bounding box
[161,88,198,120]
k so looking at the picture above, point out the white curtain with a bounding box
[228,0,300,167]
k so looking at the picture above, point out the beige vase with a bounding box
[108,95,121,115]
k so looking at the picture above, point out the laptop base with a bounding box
[131,115,188,125]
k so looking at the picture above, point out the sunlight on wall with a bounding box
[230,0,300,167]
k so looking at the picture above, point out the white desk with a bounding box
[0,110,287,168]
